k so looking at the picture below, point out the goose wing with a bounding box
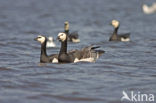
[119,33,130,38]
[67,49,82,59]
[68,31,80,43]
[82,46,104,58]
[63,45,104,63]
[49,54,58,58]
[67,46,100,59]
[68,31,79,39]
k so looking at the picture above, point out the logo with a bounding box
[121,91,155,102]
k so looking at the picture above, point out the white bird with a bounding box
[142,3,156,14]
[46,37,56,48]
[121,91,131,101]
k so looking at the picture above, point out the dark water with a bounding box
[0,0,156,103]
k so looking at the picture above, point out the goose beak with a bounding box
[57,36,60,41]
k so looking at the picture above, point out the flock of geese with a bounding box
[34,2,156,64]
[34,20,130,63]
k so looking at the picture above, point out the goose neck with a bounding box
[65,30,69,35]
[59,40,67,54]
[41,40,48,57]
[113,27,119,35]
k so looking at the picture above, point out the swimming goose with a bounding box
[64,21,80,43]
[57,32,104,63]
[46,36,56,48]
[34,35,58,63]
[109,20,130,42]
[142,3,156,14]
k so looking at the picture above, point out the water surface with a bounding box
[0,0,156,103]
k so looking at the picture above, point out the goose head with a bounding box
[111,20,120,28]
[34,35,46,44]
[57,32,67,42]
[64,21,69,31]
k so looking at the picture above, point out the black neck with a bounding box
[64,30,69,35]
[41,39,48,57]
[113,27,119,35]
[59,39,67,54]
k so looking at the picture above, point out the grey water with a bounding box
[0,0,156,103]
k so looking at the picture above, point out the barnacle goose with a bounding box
[109,20,130,42]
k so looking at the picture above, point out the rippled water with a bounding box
[0,0,156,103]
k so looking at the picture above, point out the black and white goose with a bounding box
[109,20,130,42]
[64,21,80,43]
[57,32,104,63]
[34,35,58,63]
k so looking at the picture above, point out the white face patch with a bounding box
[58,32,67,42]
[112,20,119,28]
[52,58,58,63]
[121,38,130,42]
[36,35,46,44]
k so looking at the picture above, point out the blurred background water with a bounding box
[0,0,156,103]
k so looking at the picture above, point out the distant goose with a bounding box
[57,32,104,63]
[142,3,156,14]
[64,21,80,43]
[34,35,58,63]
[46,37,56,48]
[109,20,130,42]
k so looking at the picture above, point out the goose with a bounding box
[142,3,156,14]
[46,36,56,48]
[109,20,130,42]
[57,32,104,63]
[64,21,80,43]
[34,35,58,63]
